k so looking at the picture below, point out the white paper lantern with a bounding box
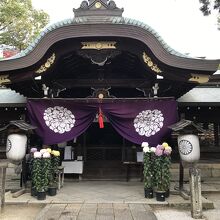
[6,134,27,161]
[178,134,200,163]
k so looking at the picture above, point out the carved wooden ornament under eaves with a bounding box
[188,74,210,84]
[142,52,162,74]
[35,53,56,74]
[0,74,11,85]
[81,41,117,50]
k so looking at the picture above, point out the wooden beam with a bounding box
[53,79,151,88]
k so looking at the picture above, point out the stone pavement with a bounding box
[3,181,215,206]
[1,180,220,219]
[35,203,157,220]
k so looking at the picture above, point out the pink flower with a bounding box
[155,147,163,156]
[156,144,164,150]
[164,146,172,155]
[30,148,37,153]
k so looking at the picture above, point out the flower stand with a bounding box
[155,191,166,202]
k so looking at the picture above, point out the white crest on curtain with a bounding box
[134,109,164,137]
[43,106,75,134]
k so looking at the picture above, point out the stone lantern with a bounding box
[169,119,207,219]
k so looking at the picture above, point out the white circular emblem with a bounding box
[134,109,164,137]
[6,139,12,153]
[179,140,193,155]
[43,106,75,134]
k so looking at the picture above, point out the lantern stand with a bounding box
[0,120,36,200]
[169,119,208,219]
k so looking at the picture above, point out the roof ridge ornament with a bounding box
[73,0,124,18]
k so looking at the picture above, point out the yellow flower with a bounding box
[46,148,52,153]
[52,150,60,157]
[162,142,169,148]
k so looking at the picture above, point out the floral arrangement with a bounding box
[31,148,60,192]
[32,151,45,192]
[154,142,172,192]
[40,149,51,191]
[30,148,38,154]
[50,150,60,186]
[142,142,156,189]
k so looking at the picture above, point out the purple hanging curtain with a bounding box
[101,100,177,146]
[27,99,97,145]
[27,99,178,146]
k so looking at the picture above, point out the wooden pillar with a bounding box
[214,123,219,146]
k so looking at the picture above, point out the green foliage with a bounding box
[199,0,220,15]
[32,157,52,192]
[0,0,49,50]
[200,0,212,15]
[143,152,154,189]
[51,155,60,186]
[32,158,44,192]
[48,157,54,187]
[154,155,171,192]
[199,0,220,29]
[41,158,51,191]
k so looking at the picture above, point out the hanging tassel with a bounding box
[98,107,104,128]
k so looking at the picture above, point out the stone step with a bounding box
[83,162,220,180]
[3,162,220,190]
[170,163,220,181]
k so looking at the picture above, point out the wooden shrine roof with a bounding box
[0,0,219,99]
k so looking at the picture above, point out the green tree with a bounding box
[199,0,220,15]
[0,0,49,50]
[199,0,220,29]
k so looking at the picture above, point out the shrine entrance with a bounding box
[0,0,219,182]
[85,123,123,162]
[79,123,131,180]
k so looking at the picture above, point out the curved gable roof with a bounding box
[10,17,188,61]
[0,16,219,72]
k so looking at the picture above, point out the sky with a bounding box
[32,0,220,60]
